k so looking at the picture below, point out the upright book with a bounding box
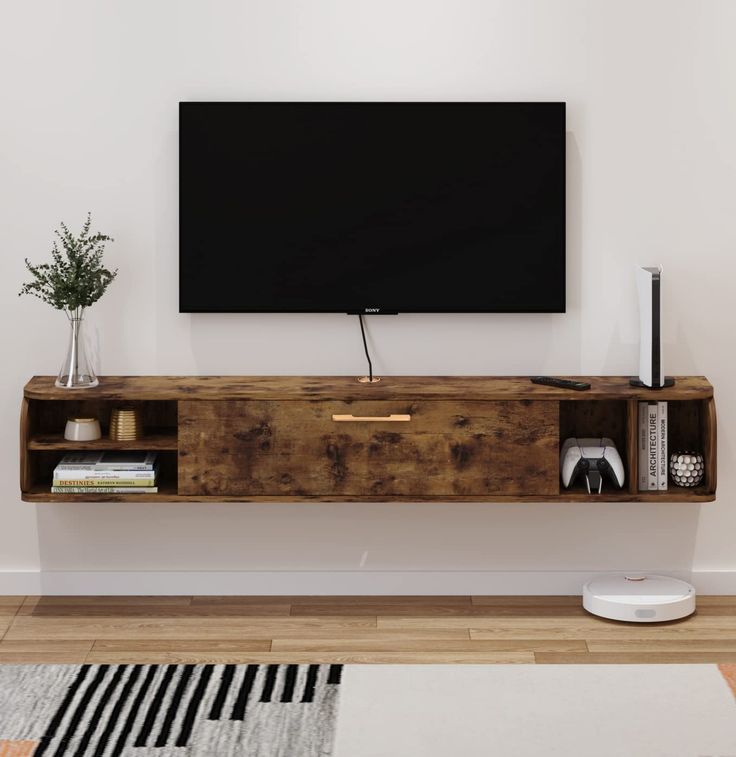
[646,402,659,491]
[637,401,667,492]
[658,400,668,490]
[638,402,650,491]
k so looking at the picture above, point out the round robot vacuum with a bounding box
[583,574,696,622]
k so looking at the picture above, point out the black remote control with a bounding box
[531,376,591,391]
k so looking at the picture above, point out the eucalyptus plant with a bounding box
[19,213,116,320]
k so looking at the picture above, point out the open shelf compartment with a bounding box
[21,397,178,500]
[559,396,716,501]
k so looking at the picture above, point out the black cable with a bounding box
[358,314,373,382]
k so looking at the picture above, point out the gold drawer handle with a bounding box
[332,414,411,422]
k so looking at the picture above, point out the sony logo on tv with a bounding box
[364,307,381,313]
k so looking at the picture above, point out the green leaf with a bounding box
[19,213,116,313]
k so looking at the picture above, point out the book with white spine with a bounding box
[51,486,159,494]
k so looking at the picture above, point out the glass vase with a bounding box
[56,313,98,389]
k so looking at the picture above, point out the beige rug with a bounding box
[333,664,736,757]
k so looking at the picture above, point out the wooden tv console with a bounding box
[20,375,716,503]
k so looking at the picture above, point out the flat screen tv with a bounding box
[179,102,565,313]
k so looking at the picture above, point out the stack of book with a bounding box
[638,401,668,491]
[51,452,158,494]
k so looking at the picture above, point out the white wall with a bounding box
[1,0,734,594]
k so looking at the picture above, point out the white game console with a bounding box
[631,265,675,389]
[560,437,625,493]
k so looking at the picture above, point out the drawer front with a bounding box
[178,400,559,497]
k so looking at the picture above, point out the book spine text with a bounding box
[52,478,156,487]
[51,486,159,494]
[647,402,659,491]
[658,400,668,490]
[638,402,649,491]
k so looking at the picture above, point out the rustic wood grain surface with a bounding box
[178,399,559,497]
[23,375,714,402]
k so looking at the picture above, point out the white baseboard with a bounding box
[1,569,733,595]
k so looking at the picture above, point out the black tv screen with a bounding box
[179,102,565,313]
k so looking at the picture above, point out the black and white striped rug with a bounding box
[5,664,736,756]
[0,664,342,756]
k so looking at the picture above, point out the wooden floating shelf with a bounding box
[22,484,179,503]
[20,489,715,504]
[27,429,178,451]
[20,375,717,504]
[557,487,714,503]
[23,374,713,402]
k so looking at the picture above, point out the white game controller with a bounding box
[560,437,625,493]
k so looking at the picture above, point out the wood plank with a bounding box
[86,640,275,664]
[22,484,180,503]
[92,640,271,652]
[7,619,468,644]
[20,596,191,608]
[178,399,559,497]
[27,430,177,451]
[94,628,472,652]
[20,397,30,492]
[704,396,717,493]
[0,597,24,612]
[462,618,736,640]
[262,629,472,642]
[85,650,535,664]
[0,640,92,663]
[291,603,589,617]
[528,489,715,503]
[19,600,291,617]
[193,595,472,607]
[377,613,736,638]
[684,605,736,616]
[587,639,736,652]
[471,596,580,606]
[5,615,376,641]
[21,605,292,618]
[692,596,736,607]
[22,487,716,503]
[85,651,274,664]
[24,375,713,402]
[271,639,587,653]
[260,651,535,664]
[536,651,736,664]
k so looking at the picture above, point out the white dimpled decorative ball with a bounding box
[669,451,705,487]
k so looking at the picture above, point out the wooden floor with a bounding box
[3,596,736,664]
